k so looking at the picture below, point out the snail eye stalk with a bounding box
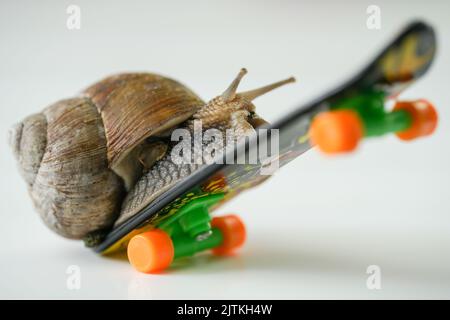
[238,77,296,101]
[221,68,248,102]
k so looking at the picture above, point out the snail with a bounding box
[9,69,295,244]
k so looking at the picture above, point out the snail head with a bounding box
[192,68,295,135]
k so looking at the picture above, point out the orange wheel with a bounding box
[394,99,438,141]
[309,110,363,154]
[127,229,174,273]
[211,215,246,255]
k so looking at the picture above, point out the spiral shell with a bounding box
[10,73,204,239]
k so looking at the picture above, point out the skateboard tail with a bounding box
[95,21,439,274]
[308,21,438,154]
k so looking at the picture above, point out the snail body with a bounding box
[10,69,294,241]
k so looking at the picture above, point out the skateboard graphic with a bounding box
[94,21,438,273]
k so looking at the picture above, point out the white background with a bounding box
[1,0,449,299]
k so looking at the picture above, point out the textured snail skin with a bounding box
[115,95,258,227]
[116,152,202,227]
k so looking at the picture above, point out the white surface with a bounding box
[1,0,450,299]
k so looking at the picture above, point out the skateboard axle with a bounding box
[127,194,246,273]
[310,90,437,154]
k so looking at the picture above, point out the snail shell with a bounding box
[10,69,294,242]
[10,73,204,239]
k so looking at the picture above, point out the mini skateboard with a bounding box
[94,21,438,273]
